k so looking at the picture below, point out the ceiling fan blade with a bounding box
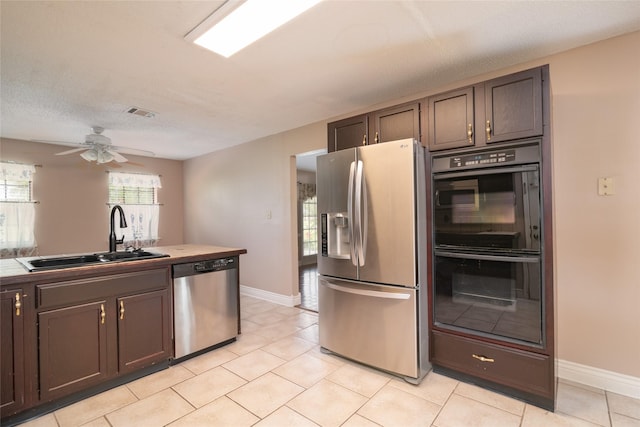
[110,151,129,163]
[56,147,87,156]
[110,145,155,157]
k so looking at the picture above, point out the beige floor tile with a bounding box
[559,378,607,395]
[289,311,319,329]
[222,349,287,381]
[434,394,521,427]
[105,388,194,427]
[54,385,138,427]
[273,305,306,317]
[172,366,247,408]
[358,385,441,427]
[454,381,526,416]
[240,318,262,332]
[387,371,458,406]
[557,381,611,426]
[610,412,640,427]
[262,335,316,360]
[227,372,304,418]
[20,413,58,427]
[295,324,320,344]
[125,365,194,399]
[241,300,280,315]
[167,396,259,427]
[226,331,272,355]
[179,347,238,375]
[287,379,368,427]
[252,321,302,341]
[341,413,381,427]
[254,406,319,426]
[79,417,110,427]
[326,363,391,398]
[306,346,346,366]
[607,391,640,420]
[521,404,603,427]
[247,310,290,326]
[273,352,341,388]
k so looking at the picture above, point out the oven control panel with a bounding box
[450,149,516,168]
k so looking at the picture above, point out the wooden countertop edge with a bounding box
[0,244,247,287]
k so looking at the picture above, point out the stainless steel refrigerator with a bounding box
[317,138,430,383]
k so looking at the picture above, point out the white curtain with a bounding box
[0,163,37,257]
[108,172,161,249]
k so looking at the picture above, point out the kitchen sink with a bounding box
[17,250,169,272]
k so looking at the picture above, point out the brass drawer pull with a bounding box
[485,120,492,141]
[15,293,21,316]
[100,304,106,325]
[120,301,125,320]
[472,353,495,363]
[467,123,473,143]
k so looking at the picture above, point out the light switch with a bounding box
[597,177,615,196]
[265,209,272,220]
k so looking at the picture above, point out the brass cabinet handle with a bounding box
[119,301,125,320]
[362,134,367,146]
[467,124,473,143]
[472,353,495,363]
[485,120,492,141]
[100,304,106,325]
[15,293,21,317]
[374,132,379,144]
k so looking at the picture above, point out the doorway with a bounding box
[295,149,325,311]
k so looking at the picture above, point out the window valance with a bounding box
[108,172,162,188]
[1,162,36,181]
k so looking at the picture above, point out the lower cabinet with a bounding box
[36,268,171,404]
[0,289,25,418]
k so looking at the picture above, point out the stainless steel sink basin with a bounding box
[17,251,169,272]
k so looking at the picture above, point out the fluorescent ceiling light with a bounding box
[187,0,321,58]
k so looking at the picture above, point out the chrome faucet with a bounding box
[109,205,128,252]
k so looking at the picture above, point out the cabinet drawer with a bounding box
[431,330,552,397]
[37,269,169,310]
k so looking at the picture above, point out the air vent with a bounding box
[125,107,156,118]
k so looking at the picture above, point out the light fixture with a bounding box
[80,147,115,164]
[186,0,321,58]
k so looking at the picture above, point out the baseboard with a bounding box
[240,285,301,307]
[558,359,640,399]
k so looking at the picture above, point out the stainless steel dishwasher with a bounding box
[172,256,238,361]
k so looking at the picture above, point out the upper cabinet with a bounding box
[428,66,546,151]
[328,102,421,152]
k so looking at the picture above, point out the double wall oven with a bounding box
[431,142,544,346]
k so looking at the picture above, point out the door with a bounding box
[117,289,171,374]
[1,290,24,417]
[357,139,418,287]
[317,148,358,280]
[39,301,109,401]
[327,114,368,152]
[484,67,543,144]
[319,277,418,378]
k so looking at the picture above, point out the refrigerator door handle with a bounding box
[355,160,367,266]
[348,161,358,266]
[325,282,411,300]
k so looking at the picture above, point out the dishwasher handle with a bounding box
[173,257,237,278]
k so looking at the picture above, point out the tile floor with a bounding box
[19,295,640,427]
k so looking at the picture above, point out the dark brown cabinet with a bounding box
[428,66,545,151]
[328,102,421,152]
[38,301,109,401]
[36,268,171,403]
[1,289,25,418]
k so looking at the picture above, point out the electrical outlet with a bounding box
[597,177,614,196]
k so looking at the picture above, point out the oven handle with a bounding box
[433,164,539,180]
[435,250,540,263]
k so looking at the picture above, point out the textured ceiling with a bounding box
[1,1,639,160]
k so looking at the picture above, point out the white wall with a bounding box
[183,31,640,380]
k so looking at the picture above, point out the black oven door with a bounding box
[434,165,540,253]
[434,250,542,345]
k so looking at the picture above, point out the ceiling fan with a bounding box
[43,127,155,164]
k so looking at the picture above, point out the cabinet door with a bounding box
[117,289,171,374]
[371,101,421,145]
[39,301,109,402]
[327,114,368,152]
[428,87,475,151]
[1,290,24,417]
[484,67,543,144]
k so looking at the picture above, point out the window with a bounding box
[108,172,161,249]
[0,162,37,257]
[302,195,317,256]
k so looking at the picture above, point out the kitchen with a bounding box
[1,1,640,426]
